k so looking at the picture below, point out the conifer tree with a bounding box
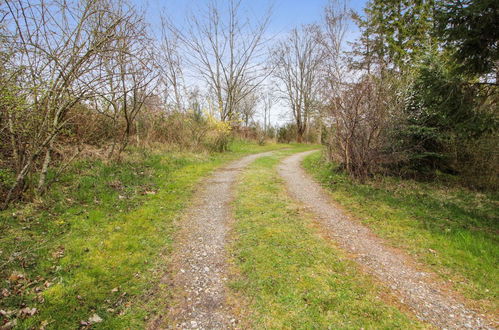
[352,0,436,71]
[436,0,499,81]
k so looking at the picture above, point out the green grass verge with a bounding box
[0,141,289,329]
[230,150,423,329]
[302,152,499,314]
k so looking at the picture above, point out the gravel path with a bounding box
[278,150,495,329]
[154,152,273,329]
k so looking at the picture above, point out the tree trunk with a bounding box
[296,125,304,143]
[135,120,140,145]
[318,120,323,144]
[7,114,21,173]
[3,159,33,209]
[37,144,52,192]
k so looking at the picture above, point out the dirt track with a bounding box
[148,150,495,329]
[277,150,494,329]
[149,151,273,329]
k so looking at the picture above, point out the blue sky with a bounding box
[139,0,368,36]
[268,0,367,33]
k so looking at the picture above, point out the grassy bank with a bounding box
[0,141,288,329]
[230,151,423,328]
[303,152,499,315]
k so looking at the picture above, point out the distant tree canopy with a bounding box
[436,0,499,78]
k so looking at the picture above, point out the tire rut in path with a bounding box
[155,151,273,329]
[278,150,495,329]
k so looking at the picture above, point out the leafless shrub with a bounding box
[318,0,407,180]
[324,73,405,180]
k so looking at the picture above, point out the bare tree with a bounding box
[316,0,350,145]
[1,0,146,207]
[157,13,185,113]
[165,0,271,122]
[261,90,275,134]
[92,4,157,158]
[271,25,325,142]
[238,91,259,127]
[319,0,350,95]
